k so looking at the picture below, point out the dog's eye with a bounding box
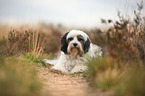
[68,37,73,41]
[78,38,83,41]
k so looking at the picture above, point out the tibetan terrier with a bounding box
[44,30,102,73]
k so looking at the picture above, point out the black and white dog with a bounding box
[44,30,102,73]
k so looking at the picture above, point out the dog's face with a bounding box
[61,30,90,56]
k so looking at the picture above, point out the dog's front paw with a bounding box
[70,65,87,73]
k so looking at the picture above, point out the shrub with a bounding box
[101,1,145,63]
[6,28,61,56]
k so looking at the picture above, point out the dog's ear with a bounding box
[61,32,69,54]
[84,38,90,53]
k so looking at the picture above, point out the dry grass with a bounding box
[0,25,10,40]
[0,24,63,56]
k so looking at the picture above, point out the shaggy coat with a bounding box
[44,30,102,73]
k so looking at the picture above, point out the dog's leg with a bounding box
[52,64,68,73]
[43,59,58,65]
[70,64,87,73]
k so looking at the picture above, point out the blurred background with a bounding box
[0,0,145,56]
[0,0,144,28]
[0,0,145,96]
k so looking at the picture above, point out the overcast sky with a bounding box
[0,0,144,28]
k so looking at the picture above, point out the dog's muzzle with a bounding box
[68,43,83,56]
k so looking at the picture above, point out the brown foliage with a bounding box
[1,27,62,56]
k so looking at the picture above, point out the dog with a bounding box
[44,30,102,73]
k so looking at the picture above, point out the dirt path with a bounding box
[38,67,90,96]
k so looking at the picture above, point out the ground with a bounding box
[37,66,110,96]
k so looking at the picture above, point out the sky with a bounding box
[0,0,144,28]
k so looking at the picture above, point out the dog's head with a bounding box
[61,30,90,56]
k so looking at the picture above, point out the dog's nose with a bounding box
[73,43,78,47]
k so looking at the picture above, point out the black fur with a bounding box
[84,38,90,53]
[61,32,69,54]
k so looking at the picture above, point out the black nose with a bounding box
[73,43,78,47]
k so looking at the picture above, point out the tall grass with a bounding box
[0,57,42,96]
[113,64,145,96]
[86,57,120,91]
[86,56,145,96]
[0,23,62,57]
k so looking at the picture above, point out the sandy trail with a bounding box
[38,67,90,96]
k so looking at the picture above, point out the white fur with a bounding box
[44,30,102,73]
[67,36,84,55]
[67,30,89,41]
